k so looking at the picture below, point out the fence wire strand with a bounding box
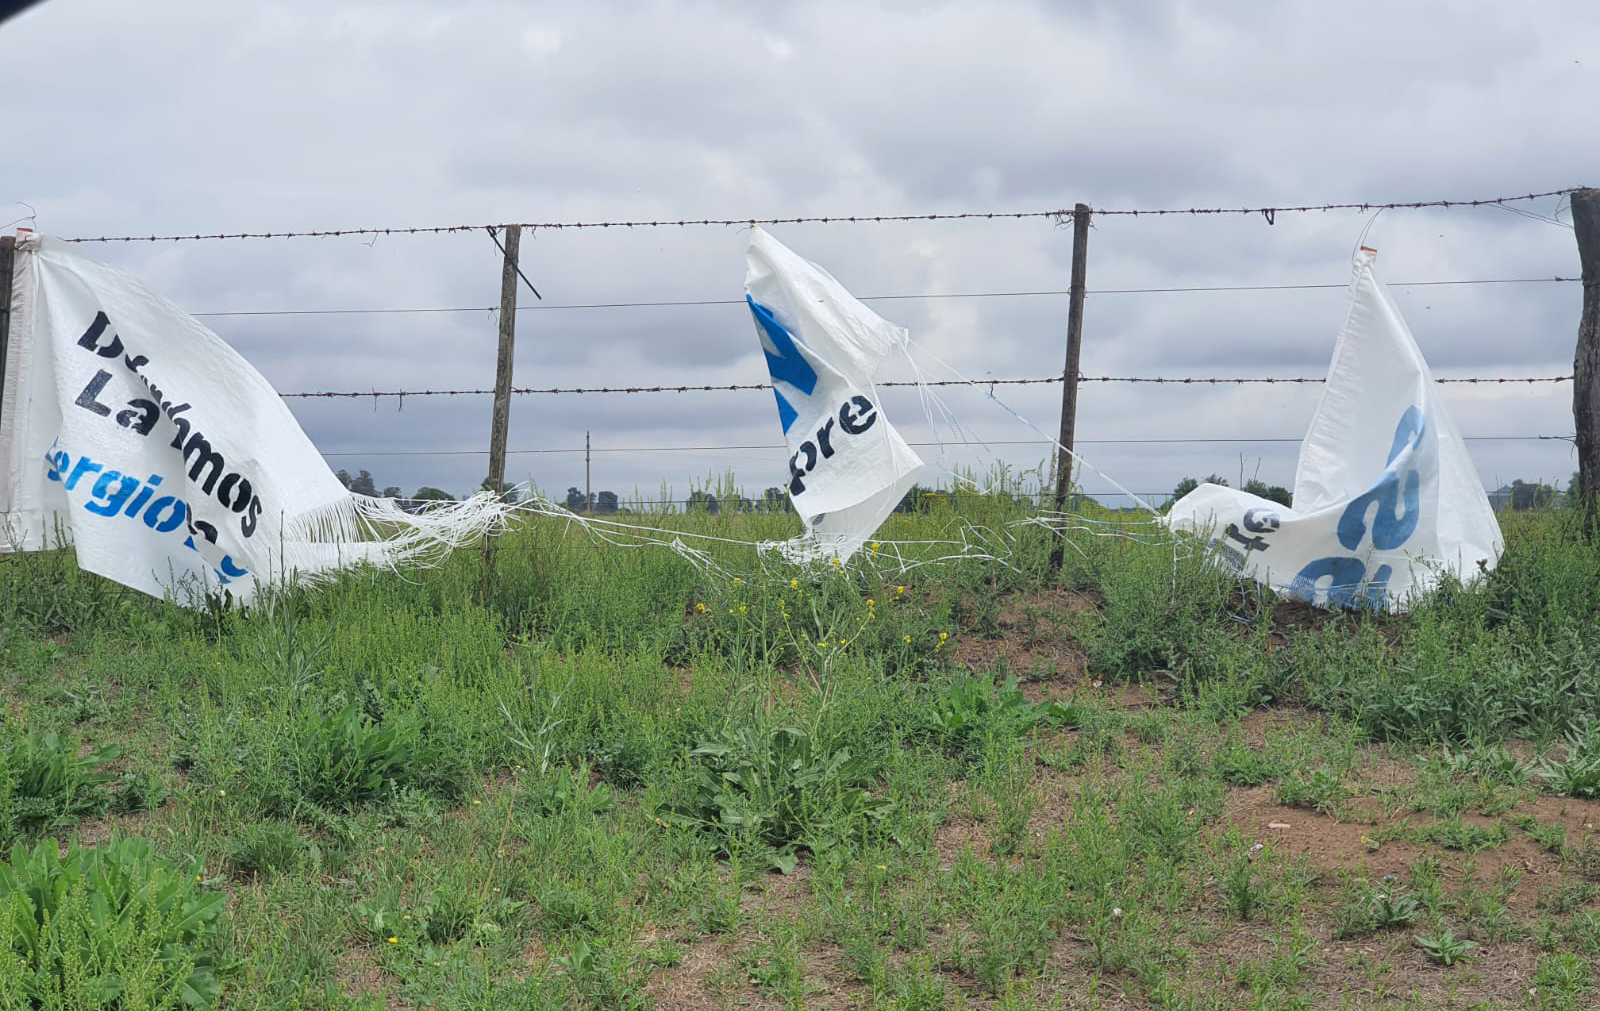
[185,275,1579,318]
[61,188,1581,243]
[319,433,1574,459]
[279,374,1574,399]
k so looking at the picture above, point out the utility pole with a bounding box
[584,430,591,514]
[481,225,521,597]
[1049,203,1090,573]
[1573,189,1600,538]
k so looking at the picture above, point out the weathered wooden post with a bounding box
[1048,203,1090,574]
[481,224,521,598]
[0,235,16,440]
[1572,189,1600,538]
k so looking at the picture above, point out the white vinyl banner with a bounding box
[745,227,924,564]
[1166,247,1503,612]
[0,234,506,606]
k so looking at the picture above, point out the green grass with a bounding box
[0,500,1598,1008]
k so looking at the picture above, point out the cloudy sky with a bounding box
[4,0,1595,506]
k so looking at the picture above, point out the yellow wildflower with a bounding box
[739,605,748,615]
[790,579,799,589]
[903,635,912,644]
[866,598,876,608]
[387,936,398,944]
[694,602,707,614]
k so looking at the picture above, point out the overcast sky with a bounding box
[4,0,1595,506]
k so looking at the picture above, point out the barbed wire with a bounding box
[397,493,1176,506]
[61,188,1581,243]
[391,481,1576,506]
[320,433,1574,458]
[281,374,1574,400]
[187,275,1580,318]
[388,493,1182,507]
[1091,189,1579,218]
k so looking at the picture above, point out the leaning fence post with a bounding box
[1048,203,1091,574]
[1573,189,1600,539]
[481,224,521,598]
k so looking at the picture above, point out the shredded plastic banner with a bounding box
[745,227,925,564]
[0,234,508,606]
[1165,246,1503,612]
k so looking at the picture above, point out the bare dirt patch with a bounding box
[69,810,155,850]
[741,864,813,921]
[335,946,397,1005]
[648,937,773,1011]
[1304,933,1542,1010]
[950,588,1094,689]
[934,807,992,867]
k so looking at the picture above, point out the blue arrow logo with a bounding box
[747,295,818,434]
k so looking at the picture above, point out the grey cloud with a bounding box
[3,0,1594,503]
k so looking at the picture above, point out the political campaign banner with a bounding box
[745,227,924,564]
[1166,246,1502,612]
[0,234,506,606]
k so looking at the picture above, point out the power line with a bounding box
[318,434,1573,458]
[62,188,1581,243]
[280,374,1574,399]
[187,275,1580,318]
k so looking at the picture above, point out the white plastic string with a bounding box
[897,336,1164,516]
[509,487,1013,582]
[494,322,1176,584]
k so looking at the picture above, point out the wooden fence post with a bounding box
[1048,203,1090,573]
[0,235,16,441]
[1574,189,1600,538]
[481,224,521,597]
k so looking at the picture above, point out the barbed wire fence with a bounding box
[27,186,1594,528]
[57,188,1579,243]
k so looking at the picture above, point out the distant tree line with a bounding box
[330,467,1584,517]
[1165,473,1584,513]
[562,486,796,515]
[1489,477,1572,512]
[334,469,401,499]
[334,469,522,505]
[1169,475,1292,508]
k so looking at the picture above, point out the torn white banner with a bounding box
[1165,246,1502,612]
[745,227,924,564]
[0,234,508,606]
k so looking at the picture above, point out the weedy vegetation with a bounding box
[0,494,1598,1008]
